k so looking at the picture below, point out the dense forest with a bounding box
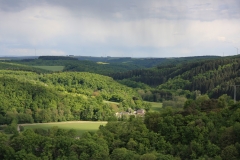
[75,56,219,68]
[6,55,220,74]
[0,70,150,125]
[1,55,240,159]
[110,56,240,101]
[4,55,229,102]
[7,56,142,75]
[1,95,240,159]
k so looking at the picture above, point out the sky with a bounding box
[0,0,240,57]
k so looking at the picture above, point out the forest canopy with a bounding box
[0,70,149,124]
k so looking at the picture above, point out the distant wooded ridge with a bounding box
[0,55,220,60]
[2,54,240,101]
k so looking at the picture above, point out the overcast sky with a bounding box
[0,0,240,57]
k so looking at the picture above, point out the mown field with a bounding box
[148,102,162,112]
[33,66,65,71]
[21,121,107,136]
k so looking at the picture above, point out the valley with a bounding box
[0,55,240,159]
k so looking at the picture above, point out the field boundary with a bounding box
[19,121,108,126]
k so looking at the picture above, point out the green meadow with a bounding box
[103,100,120,105]
[96,62,109,64]
[33,66,65,71]
[21,121,107,136]
[148,102,162,112]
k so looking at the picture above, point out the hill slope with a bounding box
[0,62,50,73]
[0,70,148,124]
[7,55,220,75]
[110,56,240,100]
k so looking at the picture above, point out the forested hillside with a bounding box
[110,56,240,100]
[76,56,219,68]
[9,58,141,75]
[7,55,220,75]
[1,95,240,159]
[2,55,239,102]
[0,70,149,124]
[1,55,240,159]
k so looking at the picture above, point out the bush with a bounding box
[19,125,24,132]
[4,125,17,134]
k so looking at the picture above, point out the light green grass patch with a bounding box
[0,59,10,61]
[122,61,132,63]
[66,92,88,99]
[97,62,109,64]
[147,102,163,112]
[103,100,120,105]
[21,121,107,136]
[103,100,120,112]
[33,66,65,71]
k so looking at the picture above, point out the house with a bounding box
[115,109,146,118]
[115,111,130,118]
[136,109,145,116]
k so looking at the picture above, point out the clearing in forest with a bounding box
[103,100,120,112]
[96,62,109,64]
[33,66,65,71]
[148,102,162,112]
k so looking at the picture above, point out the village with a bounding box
[115,109,146,118]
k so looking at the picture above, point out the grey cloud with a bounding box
[0,0,41,12]
[0,0,239,57]
[47,0,240,21]
[0,0,239,21]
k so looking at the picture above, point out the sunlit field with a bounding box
[33,66,65,71]
[148,102,162,112]
[21,121,107,135]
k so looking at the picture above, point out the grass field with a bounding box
[21,121,107,136]
[97,62,109,64]
[148,102,163,112]
[103,100,120,105]
[33,66,65,71]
